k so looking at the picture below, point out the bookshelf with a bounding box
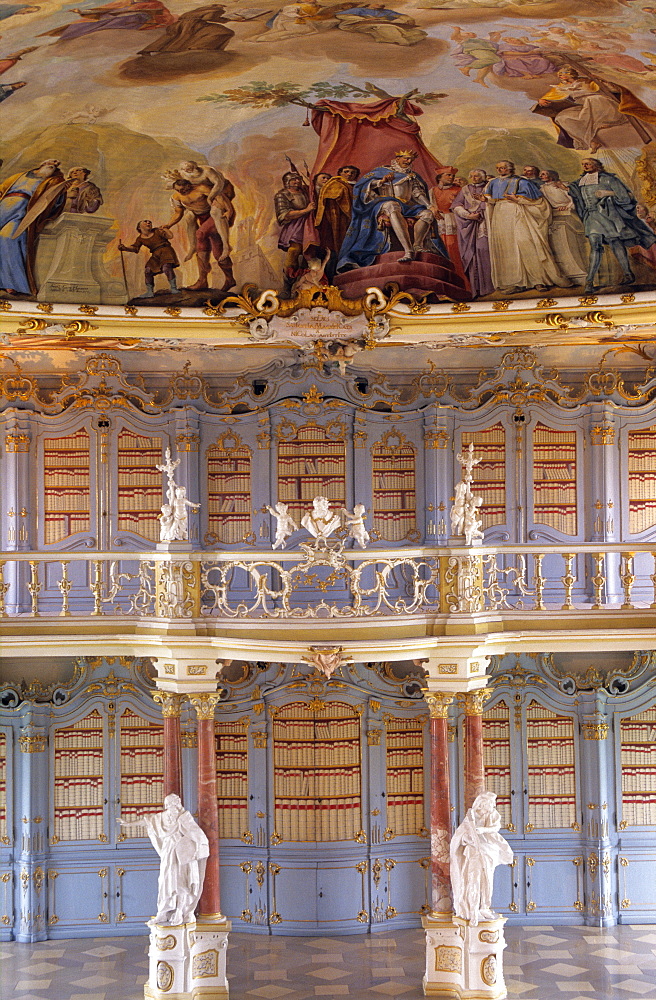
[628,425,656,534]
[43,429,91,544]
[619,708,656,826]
[532,422,577,535]
[118,707,164,837]
[460,424,506,528]
[272,701,361,842]
[482,699,512,830]
[52,709,104,842]
[207,436,252,545]
[525,701,577,830]
[116,428,162,541]
[0,733,6,844]
[277,425,346,525]
[215,719,249,839]
[384,715,425,836]
[372,433,417,542]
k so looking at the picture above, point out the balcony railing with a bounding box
[1,545,655,621]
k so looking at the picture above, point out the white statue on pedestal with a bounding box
[301,496,341,540]
[117,793,209,925]
[450,790,513,926]
[156,447,200,543]
[341,503,370,549]
[266,501,298,549]
[451,442,484,545]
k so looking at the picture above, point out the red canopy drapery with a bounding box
[309,96,443,183]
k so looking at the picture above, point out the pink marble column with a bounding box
[425,693,453,913]
[189,693,222,919]
[464,690,490,811]
[153,692,183,799]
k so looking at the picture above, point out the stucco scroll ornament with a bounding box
[156,446,200,542]
[451,442,484,545]
[117,793,208,926]
[450,791,513,927]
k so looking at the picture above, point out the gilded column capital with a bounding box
[188,693,222,720]
[423,692,454,718]
[152,691,183,717]
[461,689,491,716]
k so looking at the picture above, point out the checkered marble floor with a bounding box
[3,925,656,999]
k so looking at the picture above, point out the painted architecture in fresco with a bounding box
[2,0,656,306]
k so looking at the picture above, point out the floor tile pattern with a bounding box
[2,924,656,999]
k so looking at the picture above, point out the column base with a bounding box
[145,917,231,1000]
[422,912,507,999]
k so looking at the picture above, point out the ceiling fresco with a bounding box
[1,0,656,313]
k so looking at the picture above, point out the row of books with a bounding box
[386,735,424,749]
[43,492,91,509]
[628,511,656,533]
[275,720,359,736]
[373,523,416,542]
[54,775,103,806]
[274,748,359,768]
[45,516,91,543]
[117,494,161,512]
[534,487,577,504]
[533,426,576,447]
[219,805,248,839]
[485,765,511,781]
[44,473,90,488]
[55,758,104,779]
[207,521,251,543]
[526,719,575,735]
[527,747,575,767]
[621,751,656,768]
[209,473,250,490]
[621,803,656,826]
[44,432,90,450]
[628,455,656,471]
[215,734,249,749]
[275,797,360,842]
[387,751,423,768]
[54,732,103,748]
[214,751,248,767]
[386,804,424,837]
[622,769,656,791]
[373,493,416,511]
[278,481,344,500]
[527,796,577,829]
[528,768,576,796]
[121,744,163,762]
[621,719,656,737]
[387,769,424,794]
[280,458,345,474]
[274,767,358,797]
[216,773,248,796]
[208,498,250,513]
[120,782,164,804]
[53,809,104,843]
[279,441,344,454]
[121,729,163,744]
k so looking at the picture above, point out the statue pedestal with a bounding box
[422,913,507,999]
[35,213,126,304]
[145,918,231,1000]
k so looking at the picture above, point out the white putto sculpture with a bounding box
[266,501,298,549]
[117,793,209,926]
[451,442,484,545]
[342,503,370,549]
[449,790,513,927]
[156,446,200,543]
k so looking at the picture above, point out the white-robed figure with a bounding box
[484,159,567,294]
[117,793,209,925]
[450,790,513,926]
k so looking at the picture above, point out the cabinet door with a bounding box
[617,853,656,920]
[113,862,159,926]
[50,706,108,846]
[318,856,369,931]
[47,864,113,932]
[523,854,584,918]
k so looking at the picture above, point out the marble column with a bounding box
[424,692,454,913]
[463,690,490,811]
[152,692,183,800]
[188,693,222,919]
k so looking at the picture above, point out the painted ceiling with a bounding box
[1,0,656,320]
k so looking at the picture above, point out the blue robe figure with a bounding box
[337,158,447,272]
[569,163,656,292]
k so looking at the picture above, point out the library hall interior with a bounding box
[5,1,656,998]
